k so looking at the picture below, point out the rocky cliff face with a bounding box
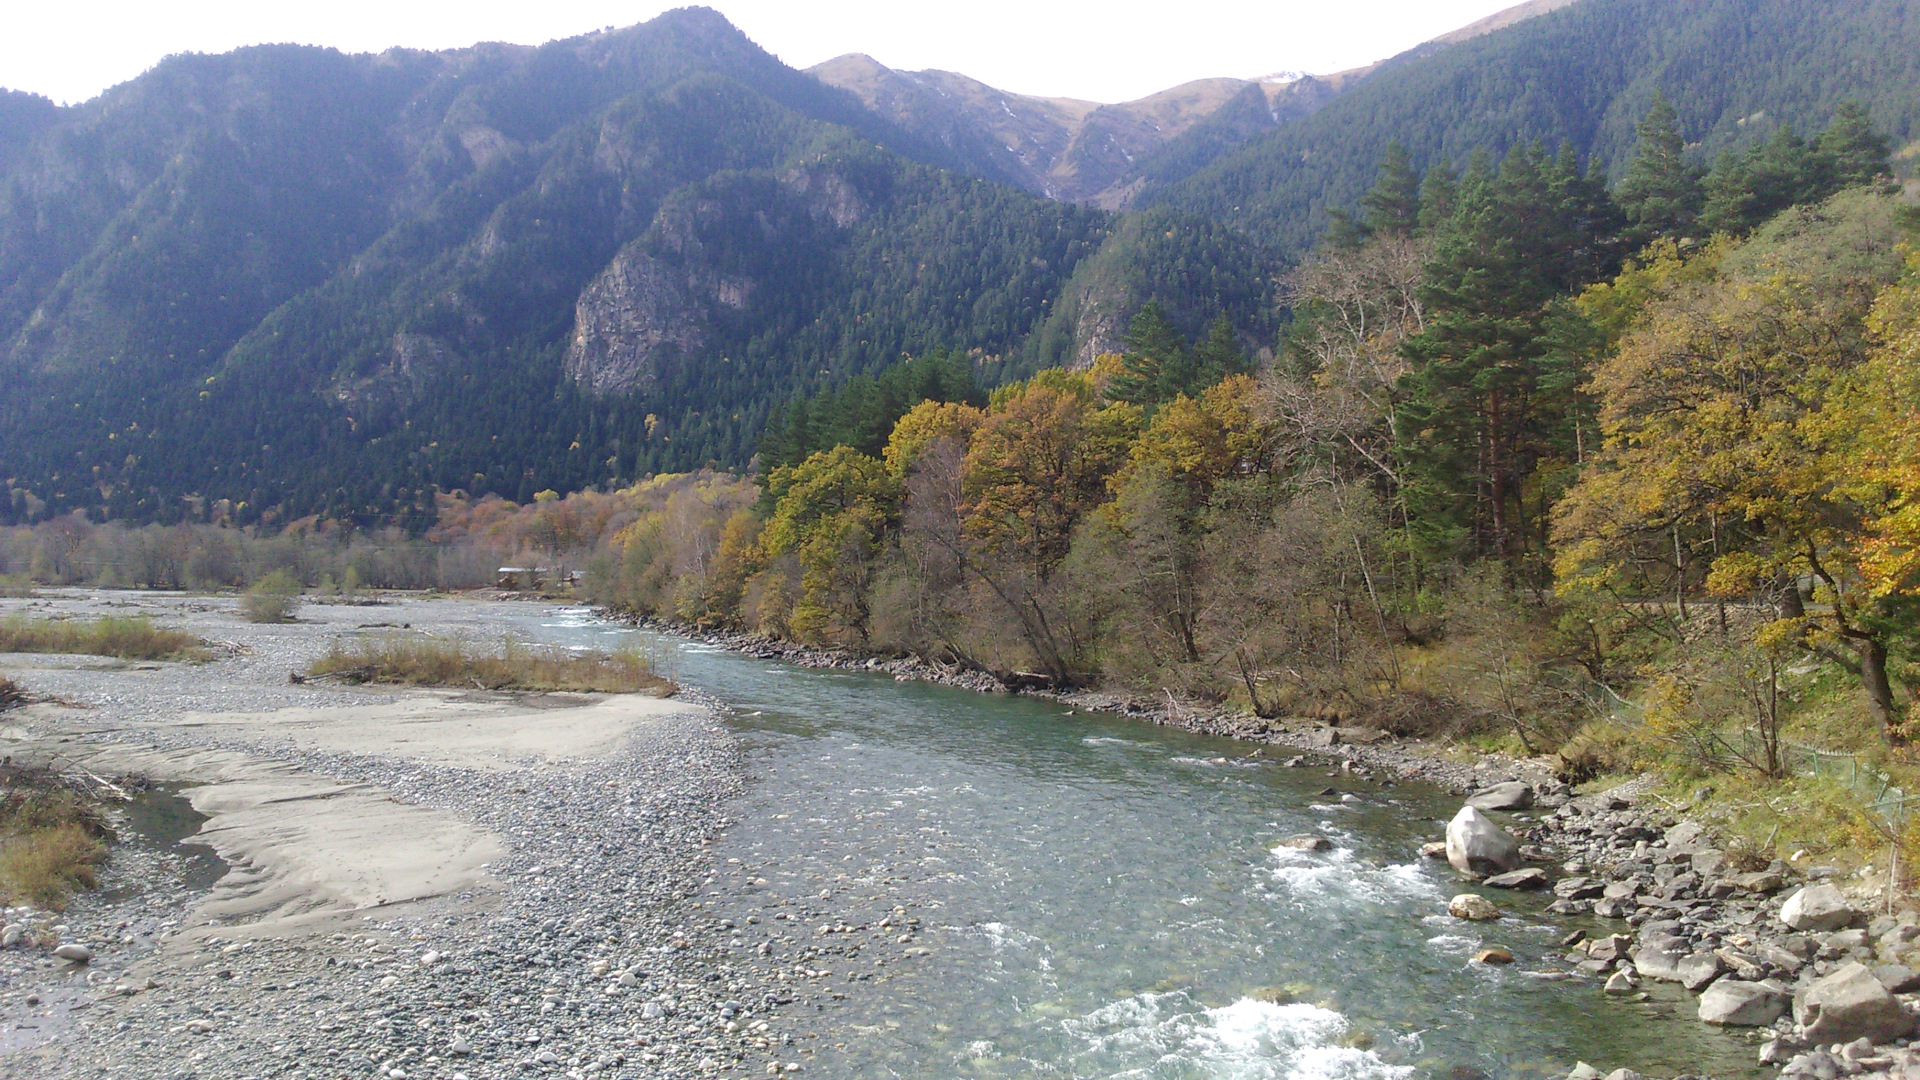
[562,245,706,395]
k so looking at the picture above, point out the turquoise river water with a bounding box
[526,608,1762,1080]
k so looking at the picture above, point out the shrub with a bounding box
[0,824,104,908]
[242,569,303,623]
[0,615,209,661]
[307,635,674,695]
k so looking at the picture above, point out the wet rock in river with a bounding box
[1445,805,1521,876]
[1279,834,1333,851]
[1697,978,1791,1026]
[1448,893,1501,921]
[1482,868,1549,890]
[1465,781,1533,811]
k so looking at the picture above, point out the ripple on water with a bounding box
[1065,992,1416,1080]
[1264,847,1440,908]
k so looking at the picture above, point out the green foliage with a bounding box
[1700,103,1893,235]
[242,570,303,624]
[758,349,985,471]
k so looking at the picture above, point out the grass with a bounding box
[0,776,109,910]
[0,614,211,661]
[308,634,675,695]
[0,675,23,710]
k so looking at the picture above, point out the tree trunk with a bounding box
[1859,636,1901,742]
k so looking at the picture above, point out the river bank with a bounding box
[638,620,1920,1080]
[0,591,863,1080]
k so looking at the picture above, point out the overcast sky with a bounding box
[5,0,1525,106]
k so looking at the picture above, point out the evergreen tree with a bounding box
[1361,142,1423,236]
[1107,301,1192,407]
[1417,159,1458,234]
[1615,91,1703,243]
[1817,100,1892,188]
[1189,315,1250,387]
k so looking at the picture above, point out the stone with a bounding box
[1731,871,1785,894]
[1630,942,1685,982]
[1697,979,1791,1026]
[1686,848,1725,877]
[1873,963,1920,993]
[1419,841,1449,860]
[1446,806,1522,877]
[1466,781,1534,811]
[1566,1065,1603,1080]
[1474,947,1514,965]
[1603,969,1639,995]
[1483,868,1549,890]
[1603,1071,1643,1080]
[1794,961,1914,1043]
[1553,876,1604,900]
[1448,894,1501,921]
[1665,820,1708,852]
[1280,835,1333,851]
[1585,934,1632,963]
[448,1039,473,1056]
[1780,883,1858,932]
[52,943,90,963]
[0,924,21,947]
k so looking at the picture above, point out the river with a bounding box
[527,608,1760,1080]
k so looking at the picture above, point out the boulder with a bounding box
[1445,805,1522,877]
[1676,951,1725,992]
[1697,979,1791,1026]
[51,943,90,963]
[1279,835,1333,852]
[1689,849,1727,877]
[1586,934,1632,963]
[1419,841,1449,860]
[1474,947,1514,964]
[1630,942,1685,982]
[1603,968,1639,995]
[1794,961,1914,1043]
[1664,820,1708,852]
[1483,868,1550,890]
[1466,781,1534,811]
[1781,883,1859,932]
[1566,1065,1603,1080]
[1448,894,1501,921]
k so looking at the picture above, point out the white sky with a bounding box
[3,1,1526,107]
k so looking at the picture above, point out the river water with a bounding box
[526,609,1760,1080]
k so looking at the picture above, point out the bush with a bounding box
[0,615,209,661]
[307,635,674,695]
[0,782,109,909]
[242,569,303,623]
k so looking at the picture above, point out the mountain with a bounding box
[0,7,1268,525]
[807,0,1582,211]
[1151,0,1920,254]
[5,0,1920,528]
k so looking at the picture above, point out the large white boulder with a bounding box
[1465,781,1534,811]
[1445,805,1522,876]
[1794,961,1914,1043]
[1780,883,1858,932]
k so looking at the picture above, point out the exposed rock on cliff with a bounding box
[563,245,706,395]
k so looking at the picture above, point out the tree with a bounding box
[1554,189,1912,736]
[1615,91,1703,243]
[761,446,897,644]
[1361,142,1422,237]
[1105,301,1191,407]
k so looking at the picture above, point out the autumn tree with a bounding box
[761,446,897,644]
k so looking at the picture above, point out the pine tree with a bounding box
[1107,301,1191,407]
[1189,315,1249,387]
[1361,142,1423,236]
[1417,159,1457,233]
[1817,100,1891,188]
[1614,91,1703,243]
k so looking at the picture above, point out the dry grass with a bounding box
[0,675,23,710]
[0,615,211,662]
[308,635,674,695]
[0,778,110,909]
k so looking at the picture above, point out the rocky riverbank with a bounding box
[0,591,882,1080]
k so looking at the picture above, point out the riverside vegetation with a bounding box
[6,98,1919,882]
[306,634,674,695]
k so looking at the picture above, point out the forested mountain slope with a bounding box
[1150,0,1920,254]
[0,8,1264,525]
